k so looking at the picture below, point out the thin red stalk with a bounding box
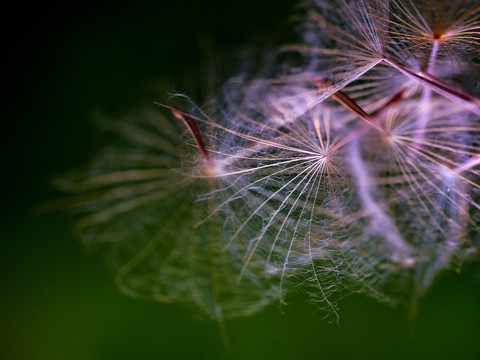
[326,88,409,155]
[325,87,397,155]
[383,57,480,116]
[370,88,408,117]
[312,77,383,132]
[170,109,214,169]
[331,90,385,133]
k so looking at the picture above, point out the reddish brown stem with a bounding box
[370,88,408,118]
[171,109,212,166]
[383,57,480,116]
[331,91,385,132]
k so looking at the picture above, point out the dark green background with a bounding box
[2,1,480,359]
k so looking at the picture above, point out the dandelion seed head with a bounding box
[57,0,480,322]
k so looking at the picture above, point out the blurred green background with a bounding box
[2,1,480,359]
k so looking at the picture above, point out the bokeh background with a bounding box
[2,1,480,359]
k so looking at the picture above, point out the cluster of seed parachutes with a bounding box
[62,0,480,321]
